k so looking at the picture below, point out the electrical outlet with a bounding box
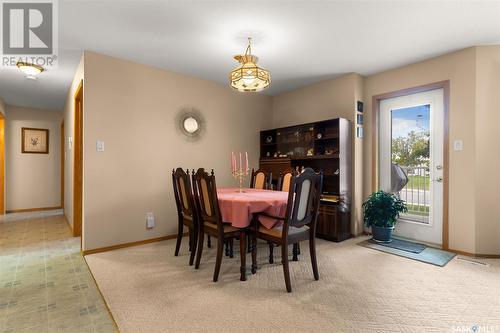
[146,212,155,229]
[453,140,464,151]
[96,140,105,152]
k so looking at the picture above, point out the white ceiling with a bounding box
[1,0,499,110]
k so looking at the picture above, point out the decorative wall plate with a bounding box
[175,108,206,141]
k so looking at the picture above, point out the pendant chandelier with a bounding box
[229,38,271,92]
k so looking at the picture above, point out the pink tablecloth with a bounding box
[217,188,289,229]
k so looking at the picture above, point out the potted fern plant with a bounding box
[362,190,407,243]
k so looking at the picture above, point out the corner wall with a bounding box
[363,47,477,253]
[81,51,273,251]
[62,55,84,231]
[271,46,500,255]
[5,105,61,210]
[474,45,500,255]
[271,73,364,235]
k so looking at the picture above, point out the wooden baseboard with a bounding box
[448,248,500,259]
[63,215,73,233]
[6,206,62,214]
[82,232,188,256]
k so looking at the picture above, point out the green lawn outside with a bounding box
[405,203,430,217]
[406,175,430,190]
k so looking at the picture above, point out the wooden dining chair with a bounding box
[277,168,297,192]
[172,168,199,266]
[192,168,247,282]
[251,168,323,292]
[250,168,272,190]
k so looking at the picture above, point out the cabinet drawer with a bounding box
[316,204,350,242]
[319,204,336,214]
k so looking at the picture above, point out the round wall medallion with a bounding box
[183,117,199,134]
[176,108,206,141]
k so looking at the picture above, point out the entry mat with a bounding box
[358,238,456,267]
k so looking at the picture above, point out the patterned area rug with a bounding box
[85,236,500,333]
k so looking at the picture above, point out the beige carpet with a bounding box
[85,237,500,333]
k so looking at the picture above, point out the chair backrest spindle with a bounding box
[283,168,323,230]
[192,168,223,230]
[250,168,272,190]
[172,168,196,220]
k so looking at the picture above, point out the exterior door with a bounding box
[379,89,444,245]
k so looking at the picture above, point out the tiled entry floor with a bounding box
[0,213,117,332]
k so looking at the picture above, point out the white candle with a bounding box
[245,152,248,174]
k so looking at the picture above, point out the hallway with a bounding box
[0,213,116,332]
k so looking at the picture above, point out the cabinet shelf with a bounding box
[314,135,339,141]
[259,117,352,243]
[292,154,339,160]
[260,154,339,161]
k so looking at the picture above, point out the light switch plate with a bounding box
[453,140,463,151]
[68,137,73,150]
[96,140,105,152]
[146,212,155,229]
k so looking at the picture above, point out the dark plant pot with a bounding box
[371,225,394,243]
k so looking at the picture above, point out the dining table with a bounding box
[216,187,289,280]
[217,187,289,228]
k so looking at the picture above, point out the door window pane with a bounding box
[391,105,430,223]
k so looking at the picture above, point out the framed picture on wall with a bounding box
[356,126,363,138]
[357,114,364,125]
[21,127,49,154]
[357,101,364,113]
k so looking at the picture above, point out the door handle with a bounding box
[436,165,443,170]
[434,177,443,183]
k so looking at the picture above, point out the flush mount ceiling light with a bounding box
[16,61,44,80]
[229,37,271,92]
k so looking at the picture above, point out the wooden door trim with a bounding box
[0,113,4,215]
[61,121,64,210]
[371,80,450,249]
[73,80,83,238]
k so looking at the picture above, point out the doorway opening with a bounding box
[373,81,449,248]
[73,81,83,237]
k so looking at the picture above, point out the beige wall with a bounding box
[62,55,84,230]
[272,46,499,255]
[0,97,5,116]
[81,51,272,251]
[272,73,364,235]
[474,45,500,254]
[5,105,61,210]
[272,74,358,127]
[63,45,498,255]
[364,48,478,253]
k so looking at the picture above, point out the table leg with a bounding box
[229,239,234,258]
[251,226,258,274]
[292,243,299,261]
[239,231,246,281]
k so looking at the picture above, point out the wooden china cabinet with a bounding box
[259,118,352,242]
